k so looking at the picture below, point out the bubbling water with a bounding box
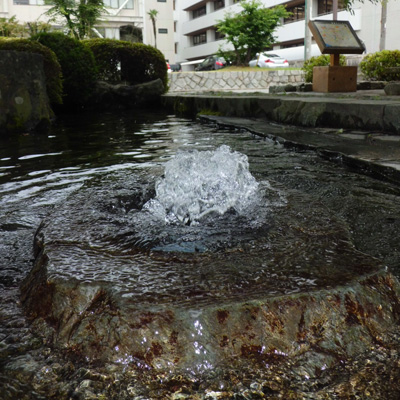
[144,145,260,225]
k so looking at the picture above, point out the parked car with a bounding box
[170,63,182,72]
[249,53,289,68]
[195,55,227,71]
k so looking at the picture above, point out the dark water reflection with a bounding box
[1,109,400,398]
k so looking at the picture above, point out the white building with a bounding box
[0,0,176,63]
[2,0,400,68]
[174,0,400,69]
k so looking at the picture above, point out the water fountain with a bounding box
[2,111,400,398]
[20,141,400,397]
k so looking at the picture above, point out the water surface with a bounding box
[1,110,400,398]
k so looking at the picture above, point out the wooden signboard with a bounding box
[308,20,365,55]
[308,20,364,92]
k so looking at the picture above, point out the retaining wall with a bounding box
[162,93,400,134]
[168,69,305,92]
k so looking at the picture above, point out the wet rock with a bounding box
[269,83,313,94]
[269,84,297,93]
[0,51,53,135]
[20,222,400,386]
[384,82,400,96]
[90,79,165,109]
[357,81,386,90]
[18,166,400,398]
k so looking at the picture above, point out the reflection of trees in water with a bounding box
[120,25,143,43]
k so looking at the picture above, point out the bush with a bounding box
[83,38,123,83]
[84,38,168,90]
[0,37,63,105]
[360,50,400,81]
[302,54,346,83]
[32,32,98,108]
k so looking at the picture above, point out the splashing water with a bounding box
[144,145,259,225]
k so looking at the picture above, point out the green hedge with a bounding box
[84,38,168,90]
[32,32,98,108]
[360,50,400,81]
[0,37,63,105]
[302,54,346,83]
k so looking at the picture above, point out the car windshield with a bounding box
[263,53,280,58]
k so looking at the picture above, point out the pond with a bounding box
[1,110,400,399]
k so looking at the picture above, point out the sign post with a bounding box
[308,20,365,92]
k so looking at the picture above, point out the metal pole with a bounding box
[333,0,338,20]
[379,0,387,51]
[304,0,312,60]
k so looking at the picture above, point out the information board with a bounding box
[308,20,365,54]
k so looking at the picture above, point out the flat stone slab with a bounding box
[20,170,400,392]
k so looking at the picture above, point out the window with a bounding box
[317,0,345,15]
[103,0,133,9]
[13,0,44,4]
[193,6,206,19]
[214,0,225,10]
[158,28,168,34]
[214,0,225,11]
[158,0,167,2]
[284,4,305,23]
[193,32,207,46]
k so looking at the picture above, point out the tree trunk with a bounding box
[151,18,157,48]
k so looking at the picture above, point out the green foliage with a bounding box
[147,9,158,48]
[26,21,52,37]
[0,37,63,105]
[302,54,346,83]
[120,43,168,90]
[0,16,26,37]
[83,38,122,82]
[360,50,400,81]
[44,0,107,40]
[216,0,290,65]
[32,32,97,107]
[84,38,168,90]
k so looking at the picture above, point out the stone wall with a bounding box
[0,51,53,135]
[168,69,305,92]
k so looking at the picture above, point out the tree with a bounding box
[216,0,290,65]
[44,0,107,40]
[147,9,158,48]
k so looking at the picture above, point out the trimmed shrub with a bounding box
[83,38,123,83]
[32,32,98,108]
[0,37,63,105]
[360,50,400,81]
[121,43,168,90]
[84,38,168,90]
[302,54,346,83]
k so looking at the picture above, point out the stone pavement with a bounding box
[163,88,400,183]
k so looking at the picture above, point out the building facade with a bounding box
[0,0,176,63]
[174,0,400,69]
[2,0,400,68]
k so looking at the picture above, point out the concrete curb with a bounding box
[162,92,400,134]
